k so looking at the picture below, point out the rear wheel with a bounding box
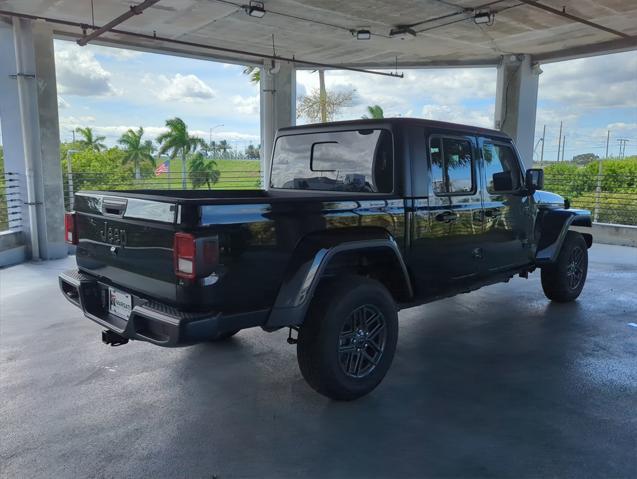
[541,232,588,302]
[297,276,398,401]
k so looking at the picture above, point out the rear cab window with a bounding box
[270,129,394,193]
[428,136,475,195]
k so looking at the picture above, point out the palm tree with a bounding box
[156,117,206,189]
[208,140,219,159]
[242,65,260,84]
[218,140,232,159]
[75,127,106,151]
[189,153,220,190]
[118,127,155,179]
[245,144,260,160]
[362,105,384,119]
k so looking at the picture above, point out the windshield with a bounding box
[270,129,393,193]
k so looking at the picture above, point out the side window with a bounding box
[483,142,522,193]
[429,137,474,195]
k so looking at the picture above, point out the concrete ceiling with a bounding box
[1,0,636,68]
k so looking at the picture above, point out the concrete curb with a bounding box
[592,223,637,248]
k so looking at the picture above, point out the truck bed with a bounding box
[72,188,405,313]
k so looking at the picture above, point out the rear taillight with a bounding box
[64,212,77,245]
[174,233,196,279]
[173,233,219,280]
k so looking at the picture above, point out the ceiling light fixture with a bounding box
[244,0,266,18]
[389,25,417,39]
[473,11,495,26]
[353,29,371,40]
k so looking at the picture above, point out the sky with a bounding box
[2,39,636,160]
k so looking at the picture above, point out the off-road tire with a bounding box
[541,231,588,302]
[297,276,398,401]
[209,329,240,342]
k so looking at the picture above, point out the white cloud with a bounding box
[55,44,117,96]
[90,45,143,60]
[539,53,637,109]
[232,94,259,115]
[57,121,259,146]
[606,122,637,132]
[297,67,497,122]
[421,104,493,128]
[60,115,96,127]
[145,74,216,102]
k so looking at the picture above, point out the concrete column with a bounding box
[0,17,65,260]
[260,61,296,188]
[494,54,541,170]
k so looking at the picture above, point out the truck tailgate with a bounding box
[73,192,179,303]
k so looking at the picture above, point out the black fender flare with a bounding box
[265,236,412,329]
[535,208,593,264]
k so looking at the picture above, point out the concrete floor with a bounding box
[1,244,636,479]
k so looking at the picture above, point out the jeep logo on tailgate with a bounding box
[100,221,127,246]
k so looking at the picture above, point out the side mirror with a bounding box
[525,168,544,193]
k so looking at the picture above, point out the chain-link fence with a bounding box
[0,172,22,232]
[58,170,637,227]
[543,172,637,226]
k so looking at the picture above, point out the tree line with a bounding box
[67,118,261,190]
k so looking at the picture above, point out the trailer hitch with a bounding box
[102,330,129,346]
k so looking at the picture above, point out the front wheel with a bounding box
[541,232,588,302]
[297,276,398,401]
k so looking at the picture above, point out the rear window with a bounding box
[270,129,393,193]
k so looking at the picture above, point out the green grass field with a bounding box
[155,158,261,190]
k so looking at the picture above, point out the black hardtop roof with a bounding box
[278,117,511,140]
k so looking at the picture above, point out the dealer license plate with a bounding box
[108,287,132,320]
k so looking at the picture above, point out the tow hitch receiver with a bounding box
[102,330,129,346]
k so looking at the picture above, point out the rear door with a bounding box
[479,138,533,272]
[410,132,484,293]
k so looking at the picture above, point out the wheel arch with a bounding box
[535,208,593,264]
[265,229,412,329]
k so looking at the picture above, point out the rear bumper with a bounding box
[59,269,267,347]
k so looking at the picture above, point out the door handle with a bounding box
[435,211,458,223]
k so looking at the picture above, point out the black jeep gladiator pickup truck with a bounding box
[60,118,592,400]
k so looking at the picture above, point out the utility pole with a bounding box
[617,138,629,159]
[71,129,76,143]
[556,121,563,162]
[605,130,610,158]
[561,135,566,162]
[540,125,546,166]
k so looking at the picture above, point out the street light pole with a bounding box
[209,124,224,144]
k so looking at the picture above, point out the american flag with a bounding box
[154,160,169,176]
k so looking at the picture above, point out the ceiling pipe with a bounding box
[77,0,161,46]
[517,0,631,39]
[0,9,403,78]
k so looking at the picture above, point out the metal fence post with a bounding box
[66,149,77,210]
[593,159,602,223]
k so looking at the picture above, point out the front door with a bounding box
[411,133,484,295]
[479,138,533,273]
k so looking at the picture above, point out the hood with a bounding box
[533,190,565,209]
